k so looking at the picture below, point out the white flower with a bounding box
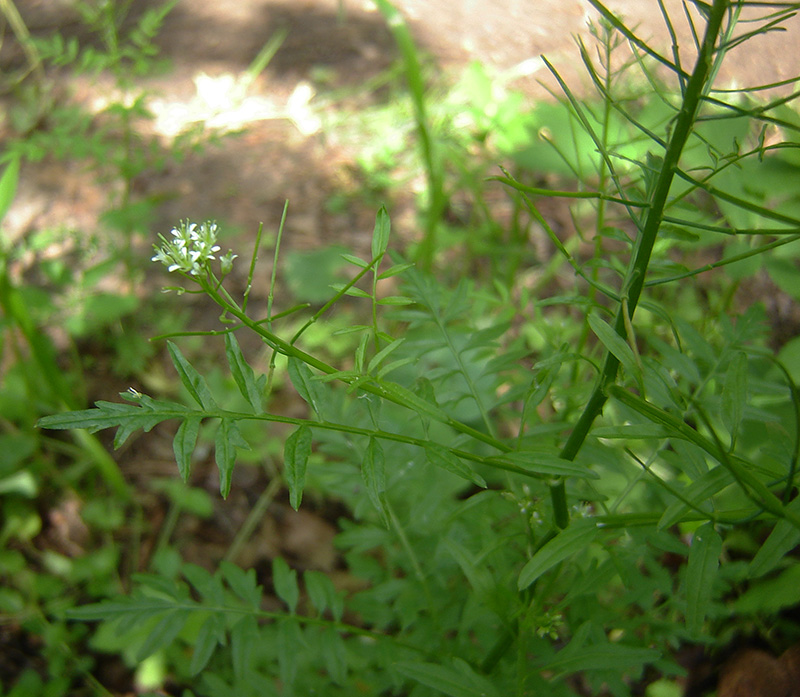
[151,220,223,276]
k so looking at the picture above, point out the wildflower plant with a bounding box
[36,1,800,695]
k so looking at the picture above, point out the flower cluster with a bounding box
[152,220,236,277]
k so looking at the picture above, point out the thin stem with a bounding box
[550,0,730,529]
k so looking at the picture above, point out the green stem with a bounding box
[550,0,730,529]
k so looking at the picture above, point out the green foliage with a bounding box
[13,0,800,695]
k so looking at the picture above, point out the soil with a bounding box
[2,1,800,695]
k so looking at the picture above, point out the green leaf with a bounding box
[749,497,800,578]
[395,658,500,697]
[287,357,325,418]
[304,570,341,619]
[278,618,303,691]
[215,419,249,498]
[167,341,217,410]
[378,262,415,279]
[362,437,388,523]
[426,447,486,488]
[685,522,722,637]
[543,641,660,674]
[321,626,347,684]
[173,416,201,481]
[189,613,225,675]
[220,561,261,608]
[272,556,299,614]
[722,351,747,443]
[371,205,391,260]
[284,425,312,510]
[489,452,600,479]
[38,395,191,448]
[733,564,800,614]
[367,338,406,374]
[518,518,599,590]
[0,156,20,223]
[136,608,190,661]
[224,332,262,413]
[588,312,642,388]
[231,614,258,683]
[658,467,731,529]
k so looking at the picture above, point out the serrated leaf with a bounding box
[284,425,312,510]
[231,614,258,682]
[588,312,642,388]
[395,658,499,697]
[167,341,217,410]
[173,416,201,481]
[287,357,325,418]
[362,437,388,523]
[272,557,299,614]
[136,608,190,661]
[685,523,722,637]
[518,518,599,589]
[367,337,405,375]
[190,612,225,675]
[371,205,391,260]
[426,447,486,488]
[220,561,262,608]
[38,398,191,448]
[224,332,262,413]
[215,419,249,498]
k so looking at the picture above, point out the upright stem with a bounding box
[550,0,730,529]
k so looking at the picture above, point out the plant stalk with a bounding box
[550,0,730,529]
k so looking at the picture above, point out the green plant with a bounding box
[33,1,800,696]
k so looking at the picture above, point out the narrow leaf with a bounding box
[518,518,599,590]
[0,156,20,222]
[173,416,201,481]
[284,425,312,510]
[371,205,391,260]
[272,556,299,614]
[136,609,190,661]
[220,561,262,608]
[287,357,324,418]
[722,351,747,443]
[231,614,258,683]
[362,437,388,523]
[426,447,486,488]
[277,618,303,691]
[685,523,722,637]
[167,341,217,410]
[367,337,405,375]
[224,332,262,413]
[588,312,642,387]
[395,659,499,697]
[490,452,599,479]
[749,497,800,578]
[190,613,225,675]
[215,419,249,498]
